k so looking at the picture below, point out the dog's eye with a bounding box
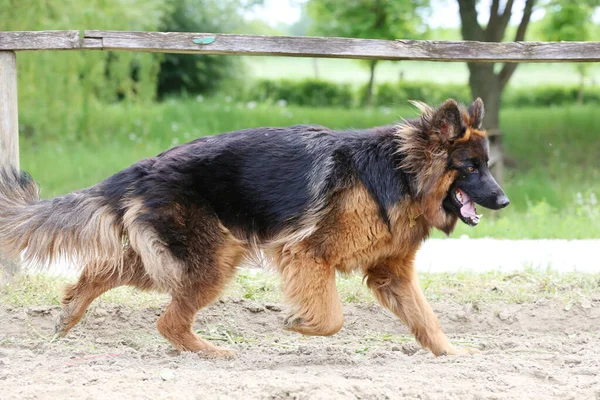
[466,166,476,173]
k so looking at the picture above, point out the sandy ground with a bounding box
[1,297,599,399]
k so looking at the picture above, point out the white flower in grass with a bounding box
[171,122,179,132]
[225,96,232,103]
[171,137,180,146]
[128,133,137,141]
[196,95,204,102]
[277,99,287,107]
[247,101,257,110]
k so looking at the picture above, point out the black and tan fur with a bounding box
[0,98,508,358]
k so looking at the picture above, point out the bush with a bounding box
[504,85,600,107]
[240,78,600,109]
[373,81,471,107]
[247,79,355,108]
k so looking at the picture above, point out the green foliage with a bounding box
[157,0,261,97]
[541,0,598,42]
[1,0,170,140]
[238,79,600,109]
[503,85,600,107]
[307,0,428,39]
[247,79,354,107]
[540,0,600,96]
[307,0,429,105]
[373,81,471,107]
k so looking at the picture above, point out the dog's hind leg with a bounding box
[123,200,246,357]
[365,255,473,356]
[279,252,344,336]
[55,250,153,337]
[154,229,245,359]
[156,284,236,359]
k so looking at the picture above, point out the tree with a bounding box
[456,0,537,185]
[158,0,262,98]
[541,0,600,103]
[457,0,536,132]
[308,0,428,106]
[0,0,170,139]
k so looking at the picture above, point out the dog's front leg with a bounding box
[279,254,344,337]
[365,256,474,356]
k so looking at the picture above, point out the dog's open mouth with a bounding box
[454,188,482,226]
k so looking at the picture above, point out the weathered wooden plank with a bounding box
[82,38,102,49]
[0,51,20,284]
[84,30,600,62]
[0,30,80,51]
[0,52,19,170]
[0,30,599,62]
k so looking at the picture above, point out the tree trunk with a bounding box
[467,63,501,130]
[364,60,378,107]
[467,62,504,185]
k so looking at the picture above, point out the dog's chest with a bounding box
[306,187,428,272]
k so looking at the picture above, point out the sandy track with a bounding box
[1,297,599,399]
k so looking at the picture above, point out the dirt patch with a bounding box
[1,298,599,399]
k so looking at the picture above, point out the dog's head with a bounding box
[398,98,509,233]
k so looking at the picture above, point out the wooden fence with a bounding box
[1,30,599,280]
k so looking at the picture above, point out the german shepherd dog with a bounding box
[0,98,508,358]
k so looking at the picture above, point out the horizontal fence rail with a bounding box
[0,30,80,50]
[1,30,600,62]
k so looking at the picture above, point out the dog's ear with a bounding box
[431,99,464,142]
[468,98,484,129]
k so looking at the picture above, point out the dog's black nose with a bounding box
[496,195,510,208]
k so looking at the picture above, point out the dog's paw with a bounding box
[283,314,303,331]
[53,312,70,338]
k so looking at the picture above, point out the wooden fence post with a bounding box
[0,51,20,285]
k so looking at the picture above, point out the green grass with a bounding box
[2,269,599,308]
[19,100,600,239]
[244,57,600,88]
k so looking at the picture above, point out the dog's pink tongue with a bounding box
[459,191,477,217]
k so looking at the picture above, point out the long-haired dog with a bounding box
[0,98,508,358]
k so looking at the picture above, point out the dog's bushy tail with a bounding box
[0,169,124,269]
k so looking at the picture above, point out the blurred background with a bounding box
[2,0,599,241]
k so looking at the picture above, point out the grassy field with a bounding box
[19,99,600,239]
[3,268,599,308]
[244,57,600,87]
